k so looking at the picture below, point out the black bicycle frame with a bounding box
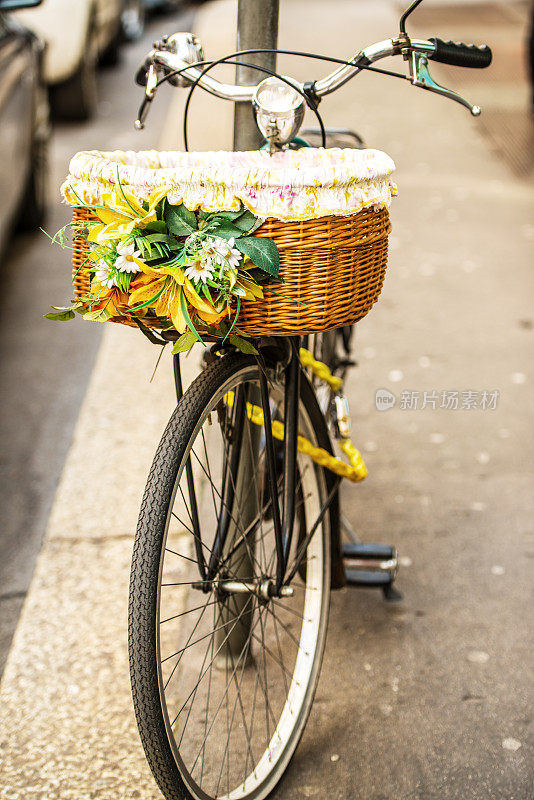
[173,337,335,596]
[257,339,301,593]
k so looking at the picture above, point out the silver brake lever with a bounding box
[135,63,159,130]
[410,50,481,116]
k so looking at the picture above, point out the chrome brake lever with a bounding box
[135,63,159,130]
[410,50,481,116]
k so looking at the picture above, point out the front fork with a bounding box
[257,337,301,594]
[173,338,311,597]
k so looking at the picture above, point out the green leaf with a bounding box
[45,309,75,321]
[145,220,167,234]
[233,210,258,233]
[245,266,283,285]
[83,307,112,322]
[164,201,197,236]
[171,331,198,354]
[143,233,170,243]
[223,297,241,343]
[116,272,131,293]
[201,284,214,303]
[179,292,204,344]
[235,237,279,278]
[212,207,244,221]
[135,236,151,258]
[208,219,244,240]
[229,335,258,355]
[247,217,265,234]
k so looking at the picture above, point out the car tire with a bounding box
[100,24,122,67]
[49,23,98,121]
[17,118,49,232]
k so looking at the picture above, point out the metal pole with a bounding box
[215,0,280,665]
[233,0,280,151]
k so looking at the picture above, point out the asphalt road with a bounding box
[0,5,195,676]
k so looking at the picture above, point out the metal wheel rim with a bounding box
[155,365,328,800]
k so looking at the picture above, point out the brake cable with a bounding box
[148,47,409,151]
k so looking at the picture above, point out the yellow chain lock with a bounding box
[224,348,367,483]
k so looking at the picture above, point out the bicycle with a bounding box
[126,3,492,798]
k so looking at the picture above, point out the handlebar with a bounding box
[140,37,433,101]
[134,30,492,137]
[152,53,255,102]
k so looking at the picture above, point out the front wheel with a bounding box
[129,353,332,800]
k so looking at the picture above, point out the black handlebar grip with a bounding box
[429,37,492,68]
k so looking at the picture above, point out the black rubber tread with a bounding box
[429,37,492,69]
[129,353,334,800]
[16,120,48,232]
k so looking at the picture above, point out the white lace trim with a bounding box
[61,147,397,221]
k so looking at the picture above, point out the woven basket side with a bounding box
[72,206,93,300]
[238,208,391,336]
[71,206,391,335]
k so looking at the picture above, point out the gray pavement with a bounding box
[1,1,533,799]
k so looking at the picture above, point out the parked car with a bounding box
[143,0,187,12]
[15,0,123,120]
[0,0,49,252]
[120,0,145,42]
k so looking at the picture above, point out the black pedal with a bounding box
[342,543,401,601]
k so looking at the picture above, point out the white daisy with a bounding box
[94,260,117,289]
[209,236,242,269]
[184,257,215,285]
[115,240,143,274]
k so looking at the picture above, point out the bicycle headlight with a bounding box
[252,77,305,149]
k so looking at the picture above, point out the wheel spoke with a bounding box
[131,362,330,800]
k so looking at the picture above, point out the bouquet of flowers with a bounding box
[46,181,281,353]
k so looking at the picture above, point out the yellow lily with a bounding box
[235,277,264,301]
[88,279,132,318]
[128,259,231,332]
[128,272,186,332]
[87,185,170,245]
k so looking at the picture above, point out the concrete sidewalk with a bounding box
[1,1,532,799]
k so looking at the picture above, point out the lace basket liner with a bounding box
[61,147,396,222]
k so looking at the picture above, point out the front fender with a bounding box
[298,373,345,589]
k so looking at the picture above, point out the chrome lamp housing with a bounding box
[252,77,306,152]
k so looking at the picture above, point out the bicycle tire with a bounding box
[129,352,333,800]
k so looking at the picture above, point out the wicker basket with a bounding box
[66,147,396,337]
[71,205,390,337]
